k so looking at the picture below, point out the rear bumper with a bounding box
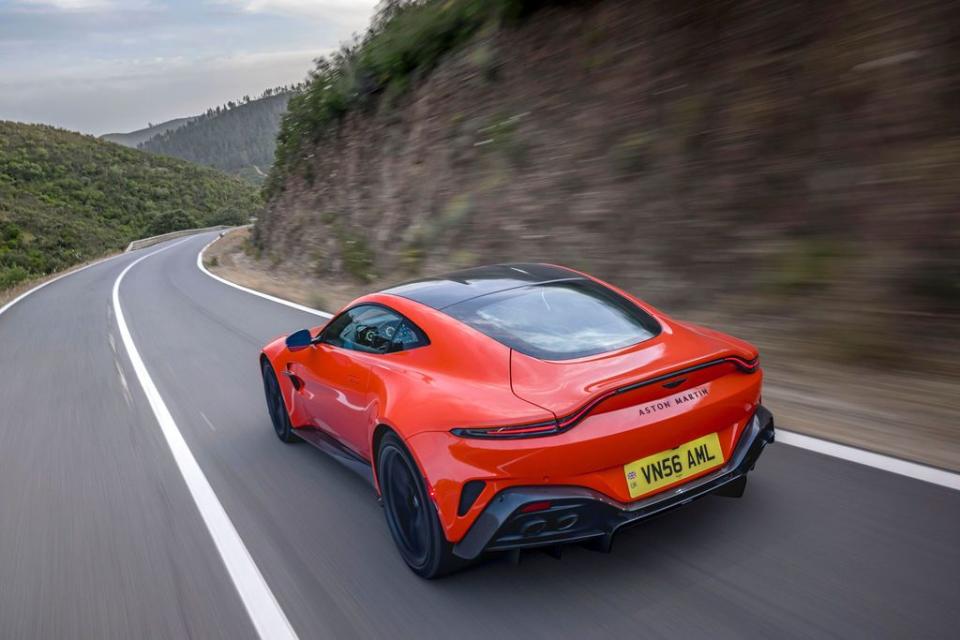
[452,405,774,560]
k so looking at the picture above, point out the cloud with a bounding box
[1,48,327,134]
[213,0,377,23]
[0,0,377,134]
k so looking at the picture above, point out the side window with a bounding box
[320,304,428,354]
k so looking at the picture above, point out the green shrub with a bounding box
[147,208,199,236]
[331,222,374,282]
[358,0,487,87]
[1,221,22,243]
[0,265,29,288]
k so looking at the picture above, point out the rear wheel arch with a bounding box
[371,423,398,491]
[371,424,435,495]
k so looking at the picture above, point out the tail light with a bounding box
[451,419,560,439]
[727,355,759,373]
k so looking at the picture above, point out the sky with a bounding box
[0,0,378,135]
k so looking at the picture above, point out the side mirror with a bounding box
[285,329,313,351]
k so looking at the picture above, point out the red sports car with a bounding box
[260,264,774,577]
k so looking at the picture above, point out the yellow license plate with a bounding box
[623,432,725,499]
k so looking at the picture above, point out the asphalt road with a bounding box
[1,231,957,639]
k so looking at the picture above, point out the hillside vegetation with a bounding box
[142,89,295,184]
[257,0,958,374]
[100,116,195,148]
[0,121,259,289]
[268,0,540,197]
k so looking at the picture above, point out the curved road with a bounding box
[0,231,957,639]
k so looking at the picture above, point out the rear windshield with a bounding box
[444,279,660,360]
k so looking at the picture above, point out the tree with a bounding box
[147,208,199,236]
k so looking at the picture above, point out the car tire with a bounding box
[378,432,463,578]
[261,360,297,443]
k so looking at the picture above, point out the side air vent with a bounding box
[458,480,486,516]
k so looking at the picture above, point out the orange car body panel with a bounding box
[262,268,763,544]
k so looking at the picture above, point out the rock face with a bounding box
[256,0,959,364]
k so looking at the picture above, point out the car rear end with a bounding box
[406,273,775,558]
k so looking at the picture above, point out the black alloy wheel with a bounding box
[377,432,462,578]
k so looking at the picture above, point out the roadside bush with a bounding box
[0,265,29,289]
[338,228,374,282]
[147,208,199,236]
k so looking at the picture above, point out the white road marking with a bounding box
[777,429,960,491]
[196,237,332,318]
[113,239,298,640]
[108,333,117,353]
[200,412,217,432]
[113,358,133,407]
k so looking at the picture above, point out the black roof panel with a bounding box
[382,263,582,309]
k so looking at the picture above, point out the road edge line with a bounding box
[776,429,960,491]
[113,238,299,640]
[197,235,332,318]
[0,253,121,319]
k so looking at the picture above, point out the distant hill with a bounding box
[140,89,295,185]
[100,116,196,148]
[0,121,259,289]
